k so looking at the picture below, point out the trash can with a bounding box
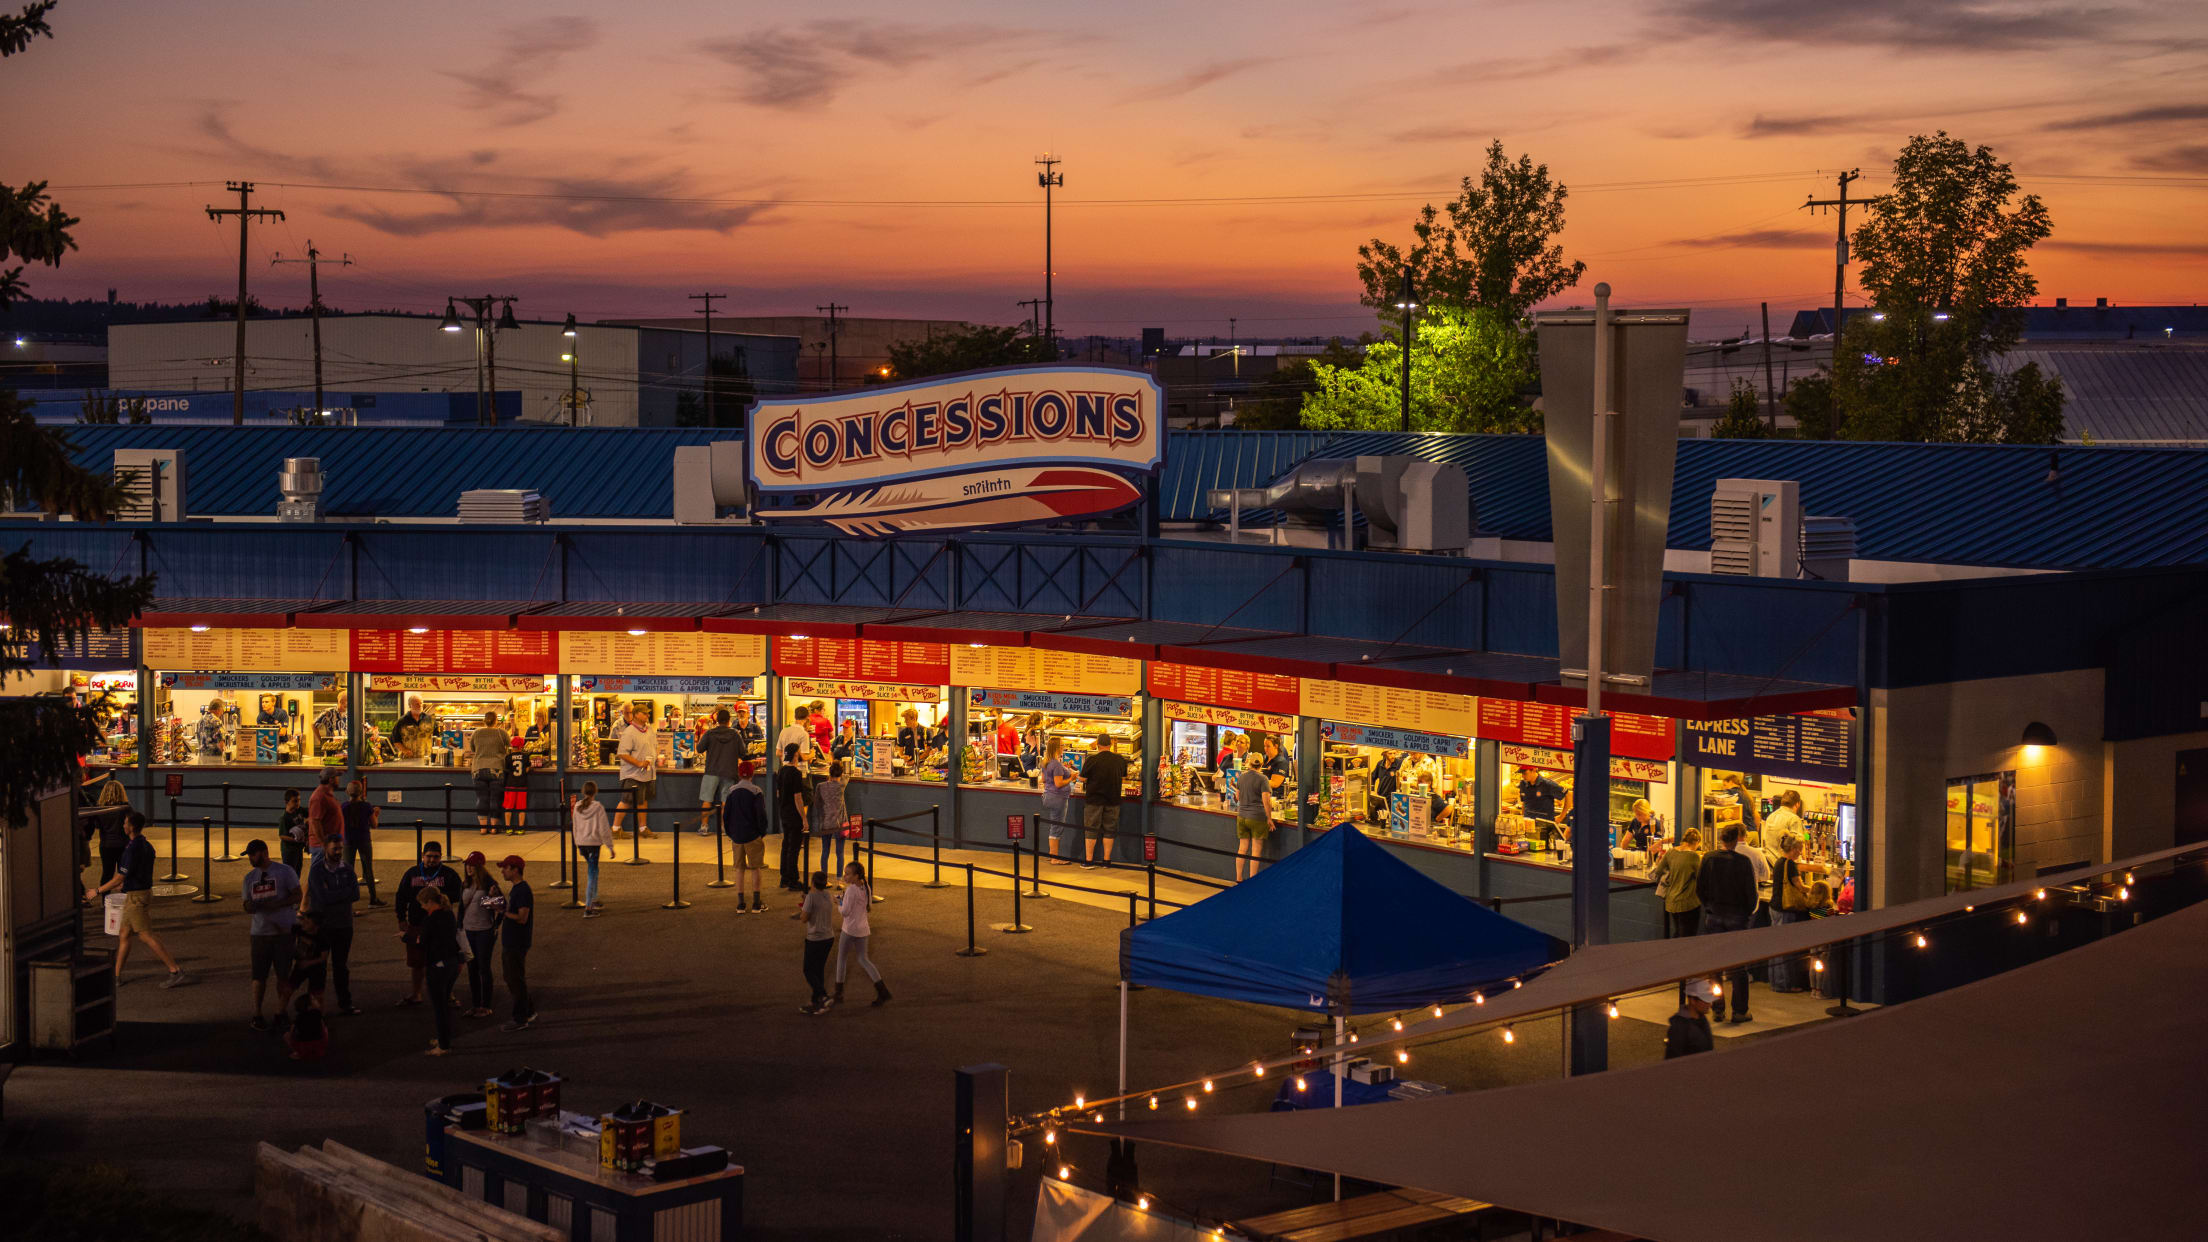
[424,1092,487,1181]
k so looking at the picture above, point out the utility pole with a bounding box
[1802,169,1887,349]
[817,302,847,388]
[204,181,285,425]
[1035,154,1062,356]
[1016,298,1044,341]
[1394,268,1419,432]
[273,241,352,421]
[690,291,725,425]
[1759,301,1778,431]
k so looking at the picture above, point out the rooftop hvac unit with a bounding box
[1801,515,1857,582]
[671,441,749,523]
[1709,478,1800,578]
[112,449,184,521]
[277,457,324,523]
[1206,456,1471,553]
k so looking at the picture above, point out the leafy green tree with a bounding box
[77,390,150,425]
[1785,372,1838,440]
[1709,378,1775,439]
[1228,340,1363,431]
[1809,132,2063,443]
[1356,141,1586,321]
[2,1,159,822]
[1300,307,1539,433]
[882,323,1050,381]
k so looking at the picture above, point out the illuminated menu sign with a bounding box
[159,672,340,692]
[1301,678,1477,737]
[1319,720,1469,759]
[1147,661,1300,715]
[950,645,1142,696]
[773,638,951,684]
[1499,743,1669,782]
[351,629,558,674]
[144,627,348,672]
[365,674,548,692]
[1476,699,1674,761]
[574,676,757,696]
[26,627,135,670]
[1678,710,1854,784]
[786,678,941,703]
[558,631,766,677]
[1161,702,1296,734]
[968,688,1134,718]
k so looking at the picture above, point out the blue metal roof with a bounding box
[51,425,2208,570]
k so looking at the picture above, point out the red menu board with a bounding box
[1147,661,1300,715]
[774,637,950,684]
[350,628,558,674]
[1609,710,1676,761]
[1477,699,1675,760]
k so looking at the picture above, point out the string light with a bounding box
[1073,1094,1083,1109]
[1185,1097,1198,1111]
[2125,871,2135,885]
[1432,1005,1444,1018]
[2015,910,2029,925]
[1044,1129,1056,1146]
[1472,992,1484,1005]
[1501,1025,1516,1044]
[1294,1076,1308,1092]
[1092,1112,1104,1123]
[1347,1031,1358,1043]
[1391,1018,1403,1031]
[2034,888,2047,901]
[1712,982,1722,996]
[1811,957,1826,973]
[1147,1096,1158,1111]
[1137,1196,1151,1211]
[1606,1001,1619,1019]
[1252,1061,1265,1078]
[1058,1165,1072,1179]
[1965,905,1974,912]
[1511,980,1523,990]
[1202,1080,1214,1093]
[2119,885,2131,901]
[1914,932,1929,949]
[1395,1049,1409,1064]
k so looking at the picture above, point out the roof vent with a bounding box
[1709,478,1800,578]
[112,448,185,521]
[1801,515,1856,581]
[457,489,549,523]
[277,457,324,522]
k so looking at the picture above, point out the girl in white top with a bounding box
[833,861,890,1007]
[571,782,614,916]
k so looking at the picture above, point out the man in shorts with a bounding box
[1233,753,1273,881]
[1076,733,1129,870]
[721,760,769,912]
[240,838,300,1030]
[615,705,658,839]
[84,810,188,988]
[697,708,746,837]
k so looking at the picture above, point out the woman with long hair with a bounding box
[457,851,502,1018]
[416,886,461,1055]
[571,781,612,917]
[812,760,850,882]
[833,860,890,1007]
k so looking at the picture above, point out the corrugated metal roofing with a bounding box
[1997,347,2208,445]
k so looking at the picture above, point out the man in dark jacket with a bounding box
[394,841,462,1006]
[1695,824,1760,1023]
[721,761,770,913]
[697,708,746,837]
[305,834,362,1014]
[1664,978,1719,1059]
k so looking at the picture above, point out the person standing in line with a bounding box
[1076,733,1129,870]
[394,841,462,1005]
[240,838,300,1031]
[496,855,535,1032]
[571,782,612,917]
[469,710,509,837]
[277,788,309,876]
[1655,827,1704,938]
[832,861,890,1007]
[1769,836,1816,992]
[304,833,361,1015]
[1695,824,1760,1024]
[775,742,810,893]
[458,851,502,1018]
[798,870,837,1014]
[341,777,384,906]
[1232,749,1273,882]
[501,735,532,835]
[308,768,344,851]
[1764,789,1807,852]
[778,705,814,769]
[697,708,744,837]
[721,761,769,913]
[615,705,658,840]
[415,886,462,1056]
[83,811,188,988]
[1664,979,1720,1059]
[1040,738,1076,865]
[812,760,851,884]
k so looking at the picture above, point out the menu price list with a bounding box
[774,637,951,684]
[560,631,766,676]
[1147,661,1299,715]
[950,645,1142,696]
[143,627,348,672]
[351,629,557,674]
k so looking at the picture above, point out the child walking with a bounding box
[833,861,890,1008]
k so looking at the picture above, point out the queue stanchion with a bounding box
[622,805,650,866]
[706,821,734,888]
[866,818,882,904]
[560,818,584,910]
[997,839,1032,935]
[442,784,454,857]
[1027,822,1051,900]
[954,863,987,957]
[414,819,425,860]
[1126,891,1139,929]
[922,804,949,889]
[551,791,573,890]
[662,821,691,910]
[190,817,223,903]
[161,803,187,882]
[216,782,237,861]
[1147,856,1158,923]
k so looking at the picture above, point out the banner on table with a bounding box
[366,674,547,693]
[1500,743,1668,782]
[159,672,340,691]
[850,737,894,778]
[574,676,757,696]
[558,631,765,677]
[1147,661,1299,715]
[1319,720,1469,759]
[1678,709,1854,784]
[144,627,347,672]
[1160,701,1295,735]
[1300,678,1476,738]
[951,645,1142,696]
[786,678,939,703]
[968,687,1134,718]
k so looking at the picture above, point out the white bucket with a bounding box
[103,892,126,936]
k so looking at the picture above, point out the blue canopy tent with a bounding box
[1110,825,1566,1197]
[1119,824,1563,1013]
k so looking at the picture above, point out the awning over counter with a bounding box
[1159,635,1463,683]
[1031,618,1289,661]
[1534,671,1858,721]
[294,600,553,631]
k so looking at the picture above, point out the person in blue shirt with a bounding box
[240,838,301,1031]
[720,761,770,913]
[1516,769,1568,823]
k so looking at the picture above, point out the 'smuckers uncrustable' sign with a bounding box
[747,366,1163,535]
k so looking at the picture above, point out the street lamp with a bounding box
[561,313,577,338]
[1393,268,1420,433]
[442,295,520,425]
[562,324,580,427]
[439,301,463,332]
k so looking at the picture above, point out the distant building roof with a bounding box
[1999,346,2208,445]
[1788,304,2208,341]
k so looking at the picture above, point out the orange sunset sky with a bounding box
[12,0,2208,337]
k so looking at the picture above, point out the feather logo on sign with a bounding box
[760,467,1139,535]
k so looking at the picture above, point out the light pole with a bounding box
[561,313,579,427]
[440,295,519,426]
[1036,154,1063,357]
[1393,268,1419,432]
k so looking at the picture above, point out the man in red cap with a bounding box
[496,854,535,1031]
[722,760,769,913]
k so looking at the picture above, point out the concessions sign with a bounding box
[1480,699,1675,762]
[1501,743,1668,782]
[352,629,557,675]
[144,627,346,672]
[159,672,340,692]
[1678,709,1853,784]
[775,637,950,684]
[575,676,756,696]
[367,674,547,692]
[786,678,938,703]
[1148,661,1299,716]
[1162,702,1295,735]
[969,688,1134,718]
[558,631,765,677]
[1320,720,1469,759]
[951,645,1141,696]
[1301,678,1476,738]
[748,366,1163,534]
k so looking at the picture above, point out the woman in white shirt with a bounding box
[571,782,614,917]
[833,861,890,1007]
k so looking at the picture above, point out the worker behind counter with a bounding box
[1516,768,1568,823]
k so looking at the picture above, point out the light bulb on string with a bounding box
[1395,1049,1409,1064]
[2034,888,2047,901]
[1811,957,1826,973]
[1074,1094,1084,1109]
[1058,1165,1071,1179]
[1347,1031,1358,1043]
[1432,1005,1444,1018]
[2015,910,2029,925]
[1392,1017,1403,1031]
[2124,871,2135,885]
[1147,1096,1158,1111]
[1202,1080,1214,1093]
[1252,1061,1265,1077]
[1138,1196,1151,1211]
[1473,992,1484,1005]
[1092,1112,1104,1123]
[1294,1076,1307,1092]
[1914,932,1928,949]
[1501,1025,1515,1044]
[1185,1097,1198,1111]
[1044,1129,1056,1146]
[1606,1002,1619,1019]
[2119,885,2131,901]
